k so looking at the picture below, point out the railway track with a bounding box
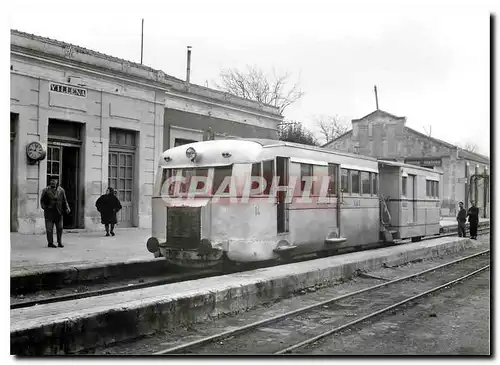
[151,249,490,355]
[11,228,489,311]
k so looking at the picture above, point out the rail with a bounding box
[152,249,490,355]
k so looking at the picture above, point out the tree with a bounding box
[278,121,318,146]
[315,114,350,144]
[214,66,304,115]
[458,142,479,153]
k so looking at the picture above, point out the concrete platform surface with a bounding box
[440,217,489,229]
[11,235,478,355]
[10,228,153,277]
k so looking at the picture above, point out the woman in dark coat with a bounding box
[96,187,122,236]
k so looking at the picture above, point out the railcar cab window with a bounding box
[213,166,233,194]
[300,163,314,193]
[351,170,360,194]
[361,171,370,195]
[341,168,349,193]
[180,168,209,193]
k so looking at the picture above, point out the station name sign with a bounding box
[49,82,87,98]
[405,158,442,167]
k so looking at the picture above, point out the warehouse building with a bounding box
[323,109,490,218]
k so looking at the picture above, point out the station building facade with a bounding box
[323,109,490,218]
[10,30,282,234]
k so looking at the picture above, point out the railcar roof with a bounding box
[244,138,378,162]
[378,159,444,175]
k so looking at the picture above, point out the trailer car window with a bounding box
[402,176,407,196]
[361,172,370,194]
[351,170,360,194]
[371,173,378,195]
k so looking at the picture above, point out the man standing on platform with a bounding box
[40,177,70,248]
[456,201,467,238]
[468,201,480,239]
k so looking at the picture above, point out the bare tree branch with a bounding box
[314,115,350,143]
[214,65,304,115]
[458,142,478,153]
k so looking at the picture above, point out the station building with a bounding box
[10,30,282,234]
[323,109,490,218]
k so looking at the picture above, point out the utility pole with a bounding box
[374,85,379,110]
[140,19,144,64]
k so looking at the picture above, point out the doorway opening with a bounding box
[11,113,18,232]
[276,156,289,233]
[47,119,83,229]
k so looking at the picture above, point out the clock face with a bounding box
[27,142,45,160]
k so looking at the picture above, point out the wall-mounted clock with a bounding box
[26,141,46,164]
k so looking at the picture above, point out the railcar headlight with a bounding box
[186,147,197,161]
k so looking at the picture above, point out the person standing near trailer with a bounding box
[467,201,479,239]
[456,201,467,238]
[96,187,122,236]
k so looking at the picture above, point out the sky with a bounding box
[5,0,493,156]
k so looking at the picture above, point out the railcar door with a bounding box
[276,156,289,233]
[407,174,415,223]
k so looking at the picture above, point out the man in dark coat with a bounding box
[40,177,70,248]
[96,187,122,236]
[456,201,467,238]
[468,201,480,239]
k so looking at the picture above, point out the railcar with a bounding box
[146,139,442,269]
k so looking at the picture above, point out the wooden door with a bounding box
[108,151,134,227]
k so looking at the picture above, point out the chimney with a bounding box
[186,46,192,83]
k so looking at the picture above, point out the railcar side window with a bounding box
[426,180,431,197]
[262,160,274,195]
[371,173,378,195]
[361,172,370,195]
[328,164,338,196]
[351,170,360,194]
[213,166,232,194]
[300,164,314,193]
[341,168,349,193]
[402,176,407,196]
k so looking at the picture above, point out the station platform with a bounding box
[10,228,154,276]
[11,235,486,355]
[10,218,490,278]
